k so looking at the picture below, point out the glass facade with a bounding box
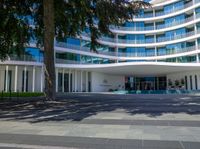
[17,0,200,65]
[125,76,167,91]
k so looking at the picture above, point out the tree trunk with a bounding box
[43,0,56,100]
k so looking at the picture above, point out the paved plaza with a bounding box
[0,93,200,148]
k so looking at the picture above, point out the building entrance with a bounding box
[125,76,167,91]
[141,81,154,90]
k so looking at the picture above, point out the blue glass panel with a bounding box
[67,38,80,46]
[164,1,184,13]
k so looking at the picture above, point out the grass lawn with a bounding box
[0,92,44,98]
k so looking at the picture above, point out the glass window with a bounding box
[195,75,198,90]
[185,76,188,90]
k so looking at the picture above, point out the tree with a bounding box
[0,0,151,100]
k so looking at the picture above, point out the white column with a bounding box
[80,71,83,92]
[195,38,199,63]
[198,75,200,90]
[196,54,199,63]
[154,34,156,43]
[69,69,71,92]
[195,10,199,64]
[40,66,44,92]
[62,68,65,92]
[153,21,156,30]
[155,47,157,62]
[153,8,155,17]
[194,10,197,34]
[32,66,36,92]
[23,66,27,92]
[75,70,77,92]
[5,65,9,92]
[56,68,58,92]
[195,39,198,50]
[72,70,75,92]
[86,71,88,92]
[14,66,18,92]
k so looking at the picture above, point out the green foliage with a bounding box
[181,78,185,85]
[0,92,44,98]
[0,0,151,59]
[175,80,180,87]
[168,79,173,86]
[0,0,33,60]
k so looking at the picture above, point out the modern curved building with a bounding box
[1,0,200,93]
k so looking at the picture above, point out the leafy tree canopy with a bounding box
[0,0,150,60]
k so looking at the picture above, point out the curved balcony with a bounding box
[2,43,200,66]
[81,29,200,47]
[8,54,43,63]
[154,2,190,17]
[133,0,200,21]
[110,14,198,33]
[56,59,199,66]
[0,54,43,66]
[156,15,194,30]
[55,42,200,61]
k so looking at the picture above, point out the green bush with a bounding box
[0,92,44,98]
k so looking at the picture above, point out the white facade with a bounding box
[91,72,125,92]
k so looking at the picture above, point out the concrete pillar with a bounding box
[75,70,77,92]
[154,34,156,43]
[194,10,197,34]
[196,54,199,63]
[23,66,27,92]
[62,68,65,92]
[32,66,35,92]
[153,21,156,30]
[196,38,199,63]
[14,66,18,92]
[72,70,75,92]
[69,69,71,92]
[56,68,58,92]
[40,66,44,92]
[5,65,9,92]
[80,71,83,92]
[86,71,88,92]
[155,47,157,62]
[198,74,200,90]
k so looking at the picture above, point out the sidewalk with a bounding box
[0,118,200,141]
[0,94,200,148]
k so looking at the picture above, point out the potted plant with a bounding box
[181,78,185,89]
[175,80,180,88]
[168,79,173,89]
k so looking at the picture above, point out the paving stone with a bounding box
[182,141,200,149]
[143,140,183,149]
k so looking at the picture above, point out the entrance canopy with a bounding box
[57,62,200,76]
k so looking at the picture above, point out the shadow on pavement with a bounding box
[0,93,200,123]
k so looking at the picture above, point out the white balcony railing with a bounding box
[82,28,200,44]
[136,0,197,18]
[110,13,200,32]
[55,42,198,58]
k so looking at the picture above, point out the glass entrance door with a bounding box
[58,73,71,92]
[141,81,154,90]
[64,73,69,92]
[125,76,166,91]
